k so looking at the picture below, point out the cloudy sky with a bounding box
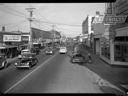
[0,3,105,37]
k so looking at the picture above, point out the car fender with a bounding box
[2,61,7,68]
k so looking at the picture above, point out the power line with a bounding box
[29,4,81,27]
[55,26,80,32]
[0,6,27,19]
[33,19,81,33]
[6,20,28,31]
[33,20,52,30]
[34,19,81,27]
[1,4,27,17]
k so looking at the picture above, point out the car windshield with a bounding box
[21,59,31,63]
[60,47,66,49]
[74,54,83,57]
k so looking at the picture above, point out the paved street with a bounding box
[78,44,128,95]
[0,50,104,93]
[0,51,50,93]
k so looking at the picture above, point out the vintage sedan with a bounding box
[45,47,54,55]
[14,53,38,69]
[71,53,85,64]
[59,47,67,54]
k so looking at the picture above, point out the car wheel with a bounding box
[28,63,32,69]
[35,59,38,65]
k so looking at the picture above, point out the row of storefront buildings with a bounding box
[0,27,61,58]
[82,0,128,66]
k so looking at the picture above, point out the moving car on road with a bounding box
[59,47,67,54]
[15,53,38,69]
[45,47,54,55]
[0,54,9,69]
[71,53,85,64]
[21,49,31,54]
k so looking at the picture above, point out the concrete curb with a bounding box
[84,67,125,95]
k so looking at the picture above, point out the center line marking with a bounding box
[4,52,58,93]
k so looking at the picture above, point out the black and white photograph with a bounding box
[0,2,127,95]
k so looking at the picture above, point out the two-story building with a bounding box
[82,15,94,48]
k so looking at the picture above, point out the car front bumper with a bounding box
[15,65,30,68]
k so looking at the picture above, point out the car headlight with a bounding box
[14,63,17,66]
[26,62,29,65]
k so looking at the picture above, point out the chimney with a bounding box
[2,26,5,32]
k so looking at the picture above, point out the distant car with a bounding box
[71,53,85,64]
[31,47,40,55]
[21,49,31,54]
[45,48,54,55]
[0,54,9,69]
[59,47,67,54]
[15,53,38,69]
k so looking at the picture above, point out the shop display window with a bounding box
[114,36,128,62]
[114,43,128,62]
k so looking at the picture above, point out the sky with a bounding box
[0,3,105,37]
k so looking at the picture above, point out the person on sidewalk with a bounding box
[88,53,92,63]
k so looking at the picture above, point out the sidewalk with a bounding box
[80,44,128,94]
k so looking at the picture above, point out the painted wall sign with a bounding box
[103,15,127,24]
[3,35,21,42]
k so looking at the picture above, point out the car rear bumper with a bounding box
[59,51,67,54]
[72,59,84,63]
[45,52,53,54]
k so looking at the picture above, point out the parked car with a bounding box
[71,53,85,64]
[0,54,9,69]
[45,47,54,55]
[59,47,67,54]
[14,53,38,69]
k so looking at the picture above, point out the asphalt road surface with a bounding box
[0,51,103,93]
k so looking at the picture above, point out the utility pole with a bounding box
[25,7,35,50]
[52,25,55,46]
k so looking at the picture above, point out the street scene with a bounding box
[0,2,128,95]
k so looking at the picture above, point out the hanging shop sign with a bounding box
[103,15,127,25]
[3,35,21,42]
[93,15,127,24]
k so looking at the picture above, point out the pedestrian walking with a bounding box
[88,53,92,63]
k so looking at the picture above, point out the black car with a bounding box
[0,54,9,69]
[14,53,38,69]
[71,53,85,64]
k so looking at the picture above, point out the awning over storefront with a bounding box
[0,45,17,49]
[116,27,128,36]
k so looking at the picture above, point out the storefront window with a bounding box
[114,36,128,62]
